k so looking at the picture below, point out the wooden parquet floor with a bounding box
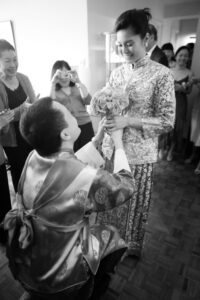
[0,160,200,300]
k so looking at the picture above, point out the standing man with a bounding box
[146,24,169,160]
[146,24,168,67]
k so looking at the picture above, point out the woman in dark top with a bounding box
[0,39,36,191]
[167,46,193,161]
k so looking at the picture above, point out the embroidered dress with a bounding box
[97,55,175,254]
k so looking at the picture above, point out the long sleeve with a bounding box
[87,168,134,212]
[141,71,175,139]
[75,141,105,168]
[0,91,11,137]
[113,148,131,173]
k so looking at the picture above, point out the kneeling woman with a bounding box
[50,60,94,151]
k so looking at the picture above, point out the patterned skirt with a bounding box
[96,163,153,255]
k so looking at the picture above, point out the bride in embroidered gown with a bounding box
[95,8,175,257]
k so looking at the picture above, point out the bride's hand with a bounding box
[105,116,129,131]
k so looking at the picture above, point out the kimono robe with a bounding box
[4,149,134,295]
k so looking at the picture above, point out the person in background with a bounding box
[0,39,36,191]
[146,24,168,67]
[146,24,169,160]
[185,79,200,171]
[50,60,94,152]
[95,8,175,258]
[167,46,193,162]
[161,42,176,68]
[194,159,200,175]
[4,97,134,300]
[0,109,14,244]
[186,42,195,69]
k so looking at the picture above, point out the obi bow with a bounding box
[4,208,34,250]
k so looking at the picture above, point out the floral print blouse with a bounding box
[109,55,175,165]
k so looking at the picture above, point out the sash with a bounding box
[4,151,95,249]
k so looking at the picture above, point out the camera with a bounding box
[59,70,73,80]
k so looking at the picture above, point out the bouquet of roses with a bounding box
[91,85,129,159]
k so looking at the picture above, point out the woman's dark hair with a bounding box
[114,8,152,39]
[51,60,75,90]
[0,39,15,57]
[161,43,174,52]
[20,97,68,157]
[175,46,190,58]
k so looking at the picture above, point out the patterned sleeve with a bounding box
[108,67,124,88]
[87,168,134,212]
[142,70,175,139]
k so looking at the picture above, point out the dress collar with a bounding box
[125,55,150,70]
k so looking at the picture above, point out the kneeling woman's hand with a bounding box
[92,117,107,147]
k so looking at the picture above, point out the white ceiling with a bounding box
[163,0,200,3]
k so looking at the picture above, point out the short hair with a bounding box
[0,39,15,57]
[161,43,174,52]
[147,24,157,41]
[175,46,190,58]
[114,8,151,39]
[51,60,75,89]
[20,97,68,157]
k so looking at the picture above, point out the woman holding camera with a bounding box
[50,60,94,151]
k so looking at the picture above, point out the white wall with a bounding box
[191,18,200,77]
[160,19,180,49]
[161,1,200,51]
[161,18,198,51]
[164,1,200,19]
[0,0,88,96]
[176,18,198,49]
